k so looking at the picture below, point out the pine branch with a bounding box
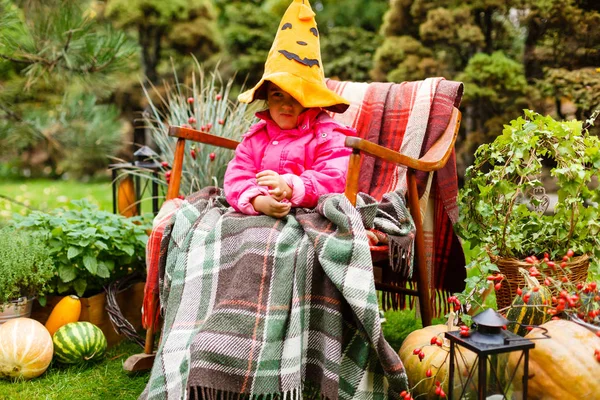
[0,52,51,65]
[0,101,23,122]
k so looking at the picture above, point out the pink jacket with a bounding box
[224,108,356,215]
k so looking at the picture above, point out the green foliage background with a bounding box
[0,0,599,181]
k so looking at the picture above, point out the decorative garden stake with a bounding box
[445,309,535,399]
[110,146,161,216]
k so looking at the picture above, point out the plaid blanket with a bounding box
[325,78,466,313]
[140,188,415,400]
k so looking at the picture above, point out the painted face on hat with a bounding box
[277,11,320,68]
[265,0,324,77]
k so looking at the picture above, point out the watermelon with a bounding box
[52,322,107,364]
[506,272,552,336]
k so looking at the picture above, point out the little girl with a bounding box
[224,82,355,217]
[225,0,355,217]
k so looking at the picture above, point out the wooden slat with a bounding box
[407,169,432,327]
[166,138,186,200]
[418,107,461,165]
[374,282,419,297]
[344,149,361,206]
[169,126,240,150]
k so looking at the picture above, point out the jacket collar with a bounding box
[255,107,323,137]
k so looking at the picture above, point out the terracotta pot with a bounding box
[30,282,144,348]
[0,296,34,325]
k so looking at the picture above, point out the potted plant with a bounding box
[0,227,54,324]
[14,199,149,297]
[458,109,600,310]
[13,200,149,346]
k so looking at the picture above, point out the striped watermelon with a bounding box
[52,322,107,364]
[506,272,551,336]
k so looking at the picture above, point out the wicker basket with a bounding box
[493,254,590,310]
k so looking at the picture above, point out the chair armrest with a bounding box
[166,126,240,200]
[344,107,461,173]
[169,126,240,150]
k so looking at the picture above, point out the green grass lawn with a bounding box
[0,340,149,400]
[0,178,447,398]
[0,179,113,219]
[0,308,429,399]
[0,178,161,225]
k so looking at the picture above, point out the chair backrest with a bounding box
[326,79,464,201]
[329,79,467,322]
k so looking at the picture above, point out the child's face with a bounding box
[267,83,306,130]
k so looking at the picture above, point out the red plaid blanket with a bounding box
[326,78,466,314]
[143,198,182,329]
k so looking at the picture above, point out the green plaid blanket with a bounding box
[140,187,414,400]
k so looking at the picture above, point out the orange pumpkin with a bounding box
[0,318,53,380]
[398,318,478,398]
[45,294,81,336]
[508,319,600,399]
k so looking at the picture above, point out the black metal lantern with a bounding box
[109,146,162,217]
[445,309,535,400]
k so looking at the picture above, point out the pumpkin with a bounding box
[508,319,600,399]
[0,318,53,380]
[53,321,107,364]
[45,294,81,336]
[506,271,551,336]
[398,314,478,398]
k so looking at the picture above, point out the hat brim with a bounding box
[238,72,349,114]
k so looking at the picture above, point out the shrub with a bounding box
[138,62,257,195]
[0,227,54,306]
[321,26,382,82]
[13,200,149,297]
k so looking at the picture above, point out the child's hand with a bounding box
[256,170,292,201]
[251,195,291,218]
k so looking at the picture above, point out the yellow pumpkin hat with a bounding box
[238,0,350,113]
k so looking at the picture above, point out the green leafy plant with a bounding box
[457,109,600,312]
[0,227,54,306]
[132,61,257,196]
[13,200,149,297]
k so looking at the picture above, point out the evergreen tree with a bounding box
[523,0,600,120]
[0,0,136,177]
[104,0,222,84]
[219,1,277,88]
[321,27,382,82]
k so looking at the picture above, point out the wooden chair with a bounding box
[123,106,461,372]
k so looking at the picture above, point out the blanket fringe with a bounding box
[187,386,331,400]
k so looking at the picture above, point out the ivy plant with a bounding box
[14,200,149,297]
[457,109,600,311]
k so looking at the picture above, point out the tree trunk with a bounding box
[524,12,545,81]
[484,8,493,54]
[135,23,166,148]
